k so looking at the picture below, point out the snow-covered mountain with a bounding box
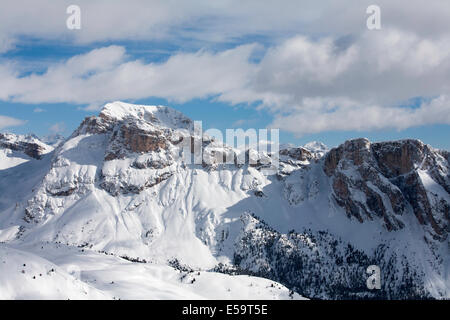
[0,133,53,170]
[40,134,66,148]
[303,141,329,157]
[0,101,448,299]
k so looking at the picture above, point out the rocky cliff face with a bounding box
[324,138,449,241]
[0,133,51,160]
[280,147,313,162]
[23,102,194,220]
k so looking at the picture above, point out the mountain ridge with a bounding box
[0,101,448,299]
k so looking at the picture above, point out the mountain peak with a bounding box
[99,101,193,130]
[100,101,161,120]
[303,141,328,152]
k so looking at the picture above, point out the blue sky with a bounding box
[1,1,450,150]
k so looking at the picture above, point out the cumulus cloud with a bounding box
[1,1,450,49]
[0,44,257,107]
[1,1,450,135]
[0,115,26,130]
[2,28,450,135]
[230,29,450,109]
[0,36,15,54]
[269,96,450,136]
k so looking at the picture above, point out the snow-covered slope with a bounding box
[0,243,301,300]
[0,101,448,299]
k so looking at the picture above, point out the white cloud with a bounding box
[0,44,257,106]
[33,108,45,113]
[231,29,450,108]
[0,115,26,130]
[1,1,450,135]
[223,30,450,135]
[1,1,450,50]
[48,122,66,134]
[2,27,450,135]
[0,36,15,54]
[269,96,450,136]
[232,119,247,127]
[1,28,450,135]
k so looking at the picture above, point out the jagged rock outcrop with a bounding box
[324,138,449,240]
[280,147,313,161]
[23,102,194,220]
[104,121,170,161]
[0,133,51,160]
